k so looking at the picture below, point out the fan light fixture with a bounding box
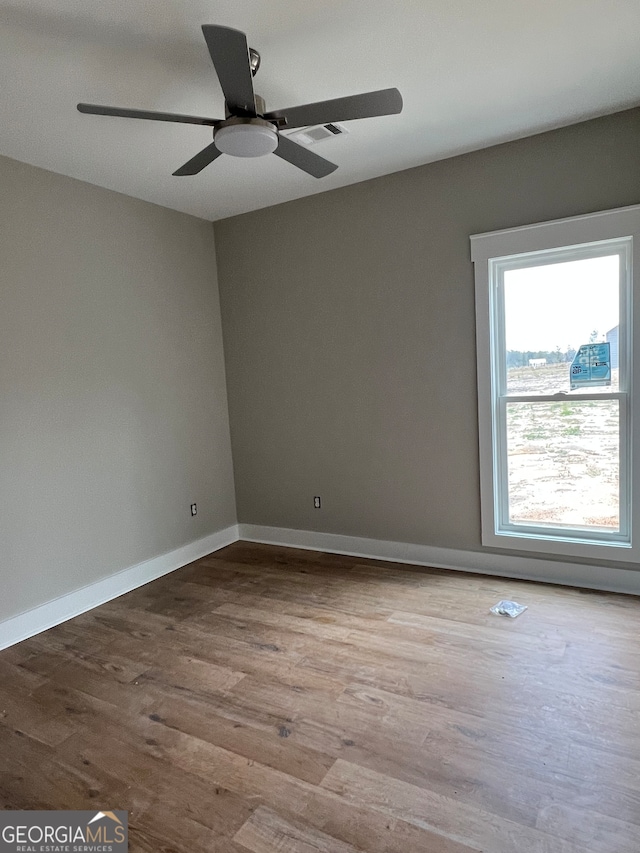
[215,119,278,158]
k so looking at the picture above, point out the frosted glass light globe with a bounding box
[215,123,278,157]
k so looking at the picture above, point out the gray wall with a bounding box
[0,155,236,622]
[215,107,640,556]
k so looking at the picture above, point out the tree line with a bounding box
[506,347,577,369]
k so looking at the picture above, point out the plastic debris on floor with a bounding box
[490,600,527,618]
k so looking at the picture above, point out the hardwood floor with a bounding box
[2,542,640,852]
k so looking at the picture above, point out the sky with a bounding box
[503,254,620,352]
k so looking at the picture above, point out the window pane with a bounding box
[506,400,619,531]
[504,255,619,395]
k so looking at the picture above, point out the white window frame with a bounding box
[471,204,640,562]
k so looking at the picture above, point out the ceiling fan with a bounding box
[77,24,403,179]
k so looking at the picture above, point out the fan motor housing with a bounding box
[225,93,267,119]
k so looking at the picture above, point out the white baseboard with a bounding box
[4,522,637,651]
[238,524,640,596]
[0,524,239,651]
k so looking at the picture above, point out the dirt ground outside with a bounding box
[506,363,619,530]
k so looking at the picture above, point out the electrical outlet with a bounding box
[190,503,197,516]
[313,496,321,509]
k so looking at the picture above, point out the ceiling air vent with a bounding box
[285,123,349,146]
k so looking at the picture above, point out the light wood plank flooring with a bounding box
[1,542,640,852]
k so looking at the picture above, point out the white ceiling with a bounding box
[1,0,639,222]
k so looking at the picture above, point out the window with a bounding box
[471,205,640,561]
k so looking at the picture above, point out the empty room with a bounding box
[1,2,640,851]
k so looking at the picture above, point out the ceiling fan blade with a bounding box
[274,134,337,178]
[264,87,403,129]
[201,25,256,116]
[77,103,221,126]
[173,142,223,176]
